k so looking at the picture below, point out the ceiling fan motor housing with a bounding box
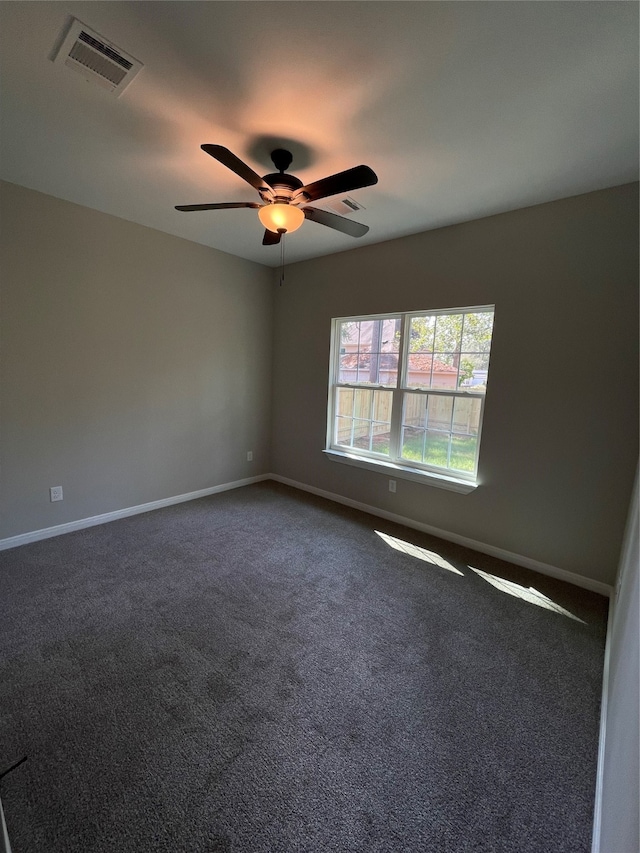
[258,148,306,204]
[260,171,303,204]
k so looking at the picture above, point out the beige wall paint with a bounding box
[0,181,273,539]
[270,184,639,586]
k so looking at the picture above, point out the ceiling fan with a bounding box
[175,145,378,245]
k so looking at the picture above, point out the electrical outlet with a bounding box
[50,486,63,502]
[247,451,253,462]
[388,479,396,493]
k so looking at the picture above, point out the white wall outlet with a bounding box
[389,479,396,493]
[50,486,63,502]
[247,451,253,462]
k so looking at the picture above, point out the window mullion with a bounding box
[349,387,356,448]
[368,389,374,452]
[389,314,409,462]
[456,313,465,389]
[389,389,403,460]
[445,392,455,469]
[327,319,338,449]
[472,395,486,478]
[398,313,410,387]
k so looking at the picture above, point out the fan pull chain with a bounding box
[278,228,286,286]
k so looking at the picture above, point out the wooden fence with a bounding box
[336,388,481,445]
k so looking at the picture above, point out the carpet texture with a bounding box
[0,481,608,852]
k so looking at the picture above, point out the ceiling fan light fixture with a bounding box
[258,202,305,234]
[176,146,377,245]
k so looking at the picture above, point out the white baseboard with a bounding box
[270,474,613,597]
[1,473,613,597]
[0,475,271,552]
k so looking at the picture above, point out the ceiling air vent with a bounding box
[53,19,143,96]
[324,196,365,216]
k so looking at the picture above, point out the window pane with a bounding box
[339,354,359,383]
[401,426,425,462]
[353,419,373,451]
[452,396,482,436]
[380,317,401,352]
[402,424,454,468]
[377,352,398,386]
[461,312,494,353]
[358,320,375,346]
[354,388,372,419]
[371,425,391,456]
[339,318,401,386]
[336,387,354,416]
[458,353,490,391]
[424,431,450,468]
[338,320,358,348]
[409,316,435,353]
[334,388,391,457]
[434,314,463,353]
[361,346,399,386]
[370,391,392,457]
[426,395,453,432]
[403,392,428,429]
[407,354,434,389]
[335,417,353,446]
[431,354,459,389]
[355,354,372,383]
[450,433,478,473]
[373,390,392,423]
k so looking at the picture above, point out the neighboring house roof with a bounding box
[406,354,458,373]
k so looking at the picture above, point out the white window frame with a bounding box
[324,306,495,493]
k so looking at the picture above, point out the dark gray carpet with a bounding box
[0,481,608,852]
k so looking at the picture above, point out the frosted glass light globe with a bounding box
[258,203,305,234]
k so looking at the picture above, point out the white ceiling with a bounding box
[1,1,638,267]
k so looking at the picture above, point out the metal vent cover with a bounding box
[324,196,365,216]
[53,19,142,96]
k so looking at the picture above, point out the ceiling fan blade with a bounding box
[262,229,281,246]
[201,145,274,197]
[175,202,261,211]
[303,206,369,238]
[293,165,377,204]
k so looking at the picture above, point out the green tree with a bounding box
[410,311,493,354]
[459,358,475,385]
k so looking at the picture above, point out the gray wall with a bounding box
[271,183,639,586]
[2,180,637,587]
[0,181,273,539]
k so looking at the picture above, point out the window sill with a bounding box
[323,449,478,494]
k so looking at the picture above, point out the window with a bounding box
[326,306,495,489]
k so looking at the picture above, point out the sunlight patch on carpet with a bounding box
[469,567,586,623]
[375,531,464,575]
